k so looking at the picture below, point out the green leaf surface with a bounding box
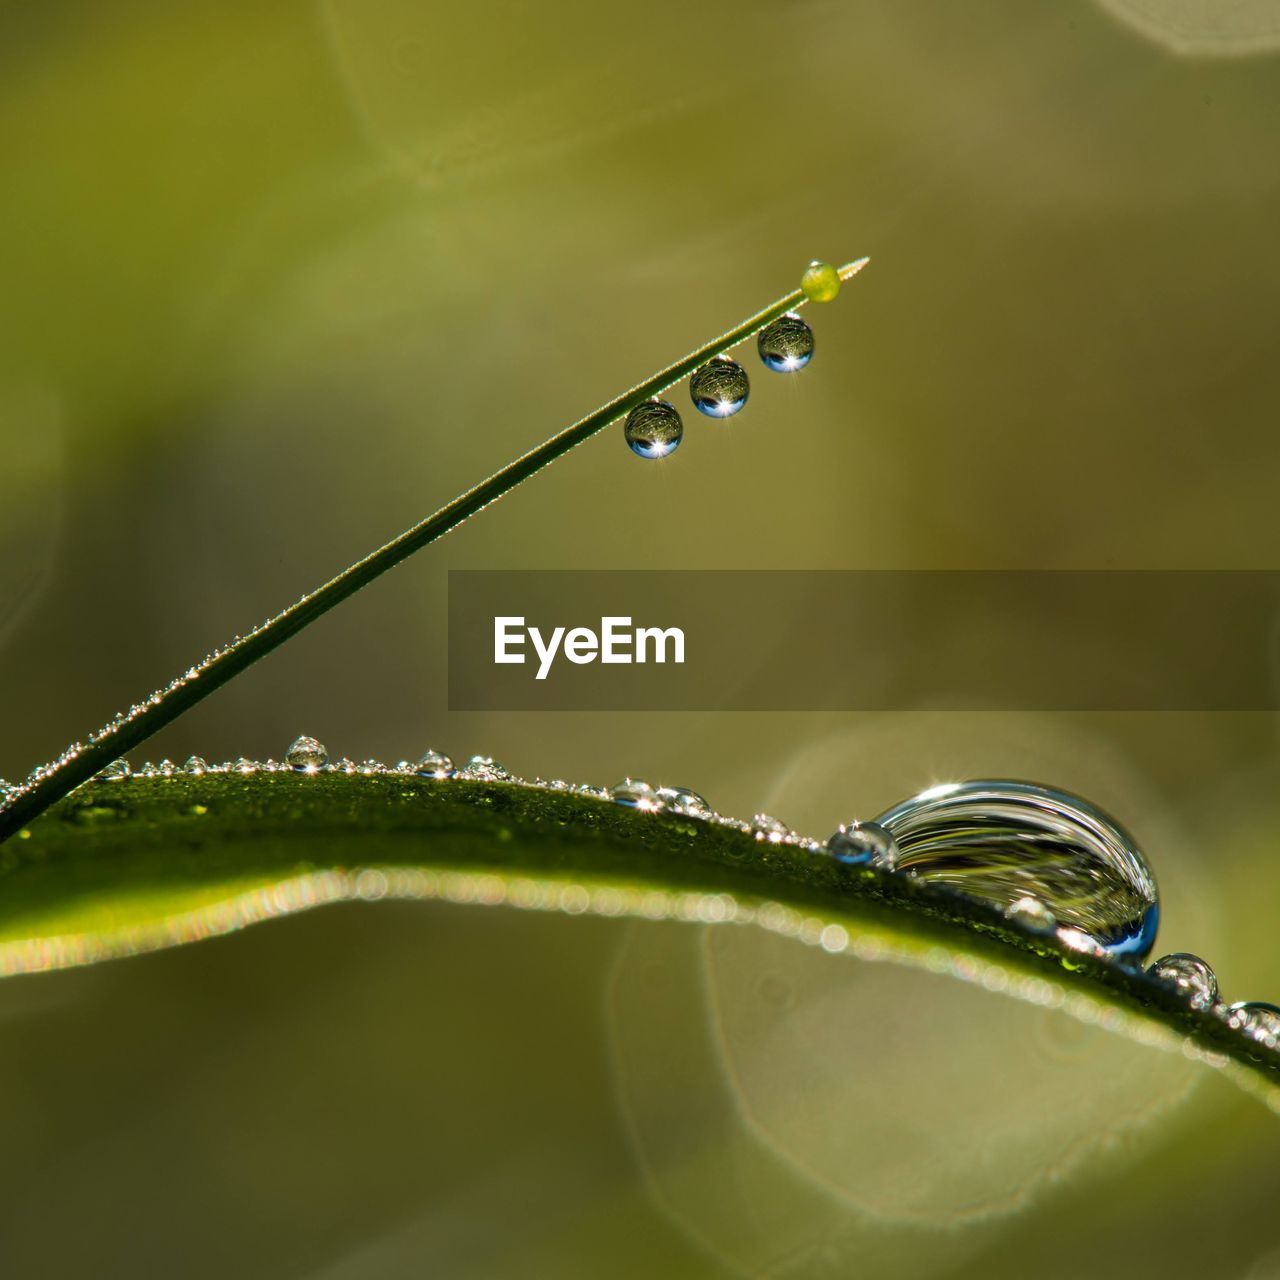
[8,772,1279,1105]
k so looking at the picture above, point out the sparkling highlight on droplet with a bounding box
[826,820,899,870]
[1150,952,1218,1011]
[689,357,749,418]
[286,735,328,773]
[758,314,814,372]
[624,400,683,459]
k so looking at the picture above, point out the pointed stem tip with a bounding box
[837,257,871,282]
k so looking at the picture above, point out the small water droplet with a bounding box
[873,780,1160,961]
[758,314,814,372]
[234,758,257,775]
[655,785,712,817]
[157,758,176,777]
[357,759,382,775]
[416,749,455,779]
[801,260,841,303]
[689,357,749,418]
[286,735,328,772]
[610,779,662,811]
[0,779,14,807]
[624,400,683,459]
[97,759,131,782]
[1149,952,1218,1011]
[751,813,790,843]
[458,755,513,782]
[1005,895,1057,931]
[1224,1001,1280,1049]
[184,756,208,776]
[826,820,898,869]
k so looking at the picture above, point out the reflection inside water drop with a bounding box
[689,357,749,418]
[286,735,328,772]
[655,785,711,817]
[415,749,455,779]
[1224,1001,1280,1049]
[1005,895,1057,932]
[826,820,898,869]
[1150,952,1218,1011]
[610,779,661,811]
[758,313,814,372]
[873,780,1159,961]
[624,400,683,459]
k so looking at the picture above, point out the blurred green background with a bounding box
[3,0,1280,1274]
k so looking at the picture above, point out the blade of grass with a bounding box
[0,259,869,842]
[11,769,1280,1099]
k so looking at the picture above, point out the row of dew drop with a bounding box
[624,261,840,460]
[6,730,1276,1058]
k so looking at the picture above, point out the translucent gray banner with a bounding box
[448,571,1280,711]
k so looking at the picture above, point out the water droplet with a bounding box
[1149,952,1218,1011]
[624,400,683,459]
[0,779,14,806]
[751,813,790,843]
[286,735,328,773]
[357,759,382,775]
[458,755,513,782]
[234,757,257,775]
[826,820,898,869]
[184,756,208,776]
[758,313,814,372]
[416,749,455,779]
[96,759,131,782]
[610,779,662,811]
[1005,895,1057,931]
[801,260,841,304]
[873,780,1160,961]
[689,357,750,418]
[1224,1001,1280,1049]
[157,758,176,777]
[655,785,712,817]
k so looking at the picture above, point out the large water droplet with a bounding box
[758,314,814,372]
[801,260,841,303]
[655,785,712,818]
[416,749,455,779]
[1149,952,1218,1011]
[826,820,898,869]
[1224,1001,1280,1049]
[690,357,749,418]
[286,735,328,773]
[610,779,662,811]
[97,759,131,782]
[184,756,208,776]
[624,400,683,459]
[873,780,1160,962]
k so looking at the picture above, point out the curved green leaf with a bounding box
[8,771,1278,1104]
